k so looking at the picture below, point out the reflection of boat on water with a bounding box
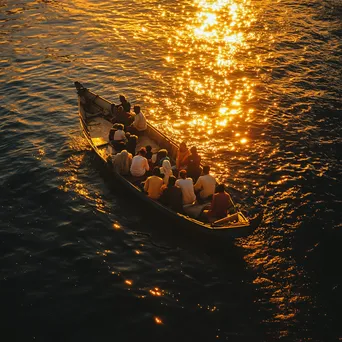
[74,81,263,238]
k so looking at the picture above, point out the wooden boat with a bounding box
[74,81,263,238]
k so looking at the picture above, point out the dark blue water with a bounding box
[1,0,341,341]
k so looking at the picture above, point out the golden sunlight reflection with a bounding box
[113,222,121,230]
[156,0,257,149]
[154,317,163,324]
[149,287,163,297]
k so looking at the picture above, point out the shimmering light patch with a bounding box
[113,222,121,230]
[158,0,256,147]
[125,280,132,286]
[149,287,162,296]
[154,317,163,324]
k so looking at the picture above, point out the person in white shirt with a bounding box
[130,147,150,177]
[194,165,216,202]
[127,105,147,134]
[113,124,126,142]
[175,169,196,205]
[111,123,127,152]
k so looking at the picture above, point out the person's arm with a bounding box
[133,113,139,128]
[194,177,202,191]
[144,158,150,172]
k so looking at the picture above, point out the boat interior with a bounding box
[77,86,250,228]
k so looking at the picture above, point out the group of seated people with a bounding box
[109,143,235,222]
[143,164,235,222]
[109,95,147,135]
[106,96,236,223]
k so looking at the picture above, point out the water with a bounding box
[0,0,341,340]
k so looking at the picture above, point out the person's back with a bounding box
[144,167,163,199]
[209,184,234,219]
[113,124,126,141]
[160,176,183,212]
[175,170,196,205]
[116,106,131,127]
[176,142,190,170]
[118,95,131,113]
[130,148,149,177]
[155,149,170,167]
[187,146,202,181]
[126,135,138,156]
[194,165,216,200]
[132,105,147,131]
[160,159,173,185]
[113,150,132,175]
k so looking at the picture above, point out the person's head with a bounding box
[168,175,177,187]
[129,134,138,143]
[121,150,128,157]
[117,123,124,131]
[119,95,126,103]
[145,145,152,152]
[152,166,160,177]
[216,184,225,193]
[190,146,197,155]
[179,169,187,179]
[133,105,141,114]
[158,149,168,159]
[162,159,172,170]
[117,105,124,114]
[125,131,131,139]
[203,165,210,175]
[138,147,147,157]
[179,142,187,152]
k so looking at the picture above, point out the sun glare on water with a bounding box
[159,0,257,151]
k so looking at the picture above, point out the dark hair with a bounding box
[179,170,187,179]
[117,123,124,130]
[139,147,147,157]
[152,166,160,176]
[179,142,187,152]
[129,135,138,143]
[158,149,168,159]
[145,145,152,152]
[203,165,210,174]
[119,95,125,101]
[216,184,225,193]
[168,175,177,187]
[134,105,141,112]
[190,146,197,154]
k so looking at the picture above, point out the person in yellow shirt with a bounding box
[144,167,164,200]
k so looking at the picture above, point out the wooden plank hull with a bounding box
[74,81,263,238]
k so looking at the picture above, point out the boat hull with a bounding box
[74,82,263,238]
